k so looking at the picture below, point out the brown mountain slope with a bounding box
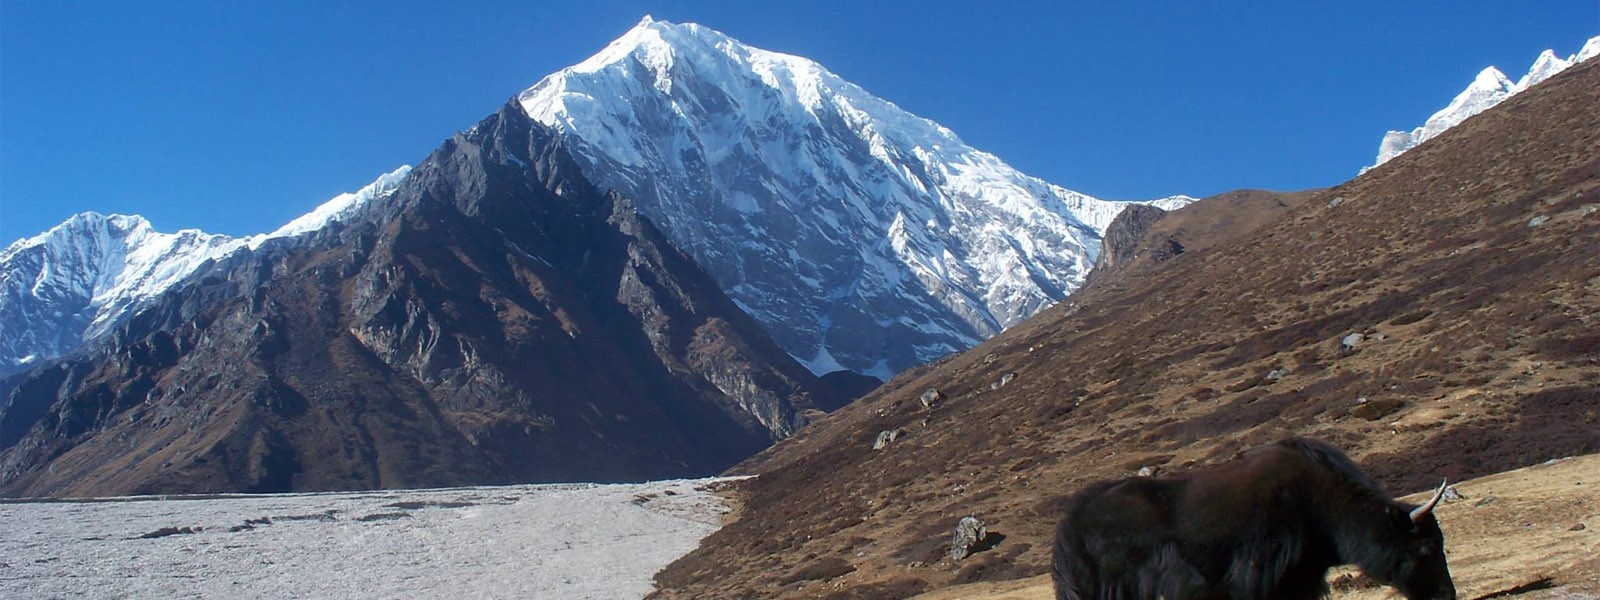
[0,103,840,497]
[652,58,1600,598]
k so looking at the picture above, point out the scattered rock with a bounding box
[275,510,340,522]
[384,500,474,510]
[1474,495,1499,508]
[1528,215,1550,228]
[1349,397,1404,421]
[1265,367,1288,382]
[137,526,200,539]
[1442,486,1466,503]
[873,429,902,450]
[989,372,1017,391]
[1339,333,1365,354]
[1328,196,1346,208]
[355,512,412,522]
[919,388,944,408]
[228,516,273,532]
[1137,466,1157,477]
[1570,523,1587,531]
[950,516,988,561]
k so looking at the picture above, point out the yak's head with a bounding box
[1364,481,1457,600]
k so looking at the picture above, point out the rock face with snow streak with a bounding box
[0,167,411,377]
[520,17,1190,377]
[1370,35,1600,170]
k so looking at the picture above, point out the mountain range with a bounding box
[2,20,1595,503]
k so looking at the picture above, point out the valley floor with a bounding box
[0,478,735,599]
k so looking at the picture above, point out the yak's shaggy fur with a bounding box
[1052,438,1455,600]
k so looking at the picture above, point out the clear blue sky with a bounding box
[3,1,1597,243]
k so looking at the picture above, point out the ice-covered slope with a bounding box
[1370,35,1600,170]
[0,166,410,376]
[519,17,1191,377]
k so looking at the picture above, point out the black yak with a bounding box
[1052,438,1454,600]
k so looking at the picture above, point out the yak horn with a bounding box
[1410,479,1448,522]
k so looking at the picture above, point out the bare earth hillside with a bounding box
[652,58,1600,599]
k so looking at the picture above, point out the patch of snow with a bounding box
[0,478,735,600]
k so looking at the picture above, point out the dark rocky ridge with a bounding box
[652,56,1600,599]
[0,101,844,497]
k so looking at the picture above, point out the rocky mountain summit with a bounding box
[0,104,839,497]
[520,17,1191,377]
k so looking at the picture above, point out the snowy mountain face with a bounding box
[520,17,1191,377]
[0,166,411,377]
[1369,35,1600,170]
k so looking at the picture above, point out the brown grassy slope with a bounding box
[652,59,1600,599]
[909,454,1600,600]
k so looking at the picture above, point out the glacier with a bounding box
[0,166,411,376]
[519,16,1191,377]
[1369,35,1600,170]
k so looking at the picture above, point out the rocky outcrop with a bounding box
[1090,204,1170,277]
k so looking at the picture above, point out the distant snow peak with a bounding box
[1368,34,1600,170]
[517,17,1191,376]
[0,168,411,375]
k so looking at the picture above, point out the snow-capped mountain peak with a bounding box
[518,17,1190,377]
[0,167,411,375]
[1369,35,1599,170]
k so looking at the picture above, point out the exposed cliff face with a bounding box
[0,102,837,498]
[1089,204,1170,277]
